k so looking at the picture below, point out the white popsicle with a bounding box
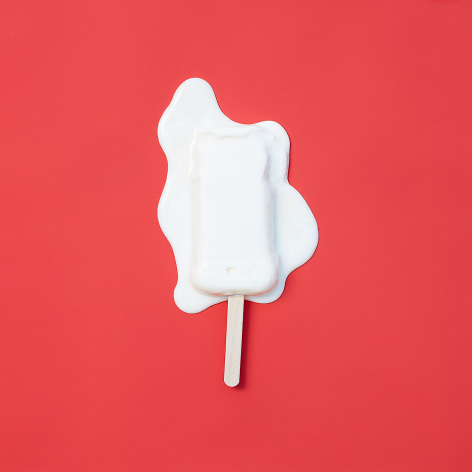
[190,126,278,297]
[190,126,279,387]
[158,78,318,387]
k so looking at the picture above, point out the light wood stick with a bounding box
[224,295,244,387]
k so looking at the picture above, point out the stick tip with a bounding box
[224,375,240,387]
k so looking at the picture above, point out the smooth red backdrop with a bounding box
[1,1,471,471]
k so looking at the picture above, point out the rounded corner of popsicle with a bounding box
[174,303,202,315]
[173,289,200,314]
[173,291,222,314]
[179,77,212,88]
[258,120,290,148]
[172,77,216,101]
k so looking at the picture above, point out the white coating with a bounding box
[158,78,318,313]
[191,126,278,296]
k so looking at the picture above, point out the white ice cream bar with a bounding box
[157,78,319,386]
[190,126,278,296]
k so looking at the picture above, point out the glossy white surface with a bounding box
[191,126,278,296]
[158,78,318,313]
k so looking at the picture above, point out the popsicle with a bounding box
[191,126,278,297]
[158,78,318,386]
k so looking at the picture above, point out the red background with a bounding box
[1,1,471,471]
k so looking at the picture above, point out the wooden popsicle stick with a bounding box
[224,295,244,387]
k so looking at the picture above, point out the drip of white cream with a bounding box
[158,78,318,313]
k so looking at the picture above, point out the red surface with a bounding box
[1,1,471,471]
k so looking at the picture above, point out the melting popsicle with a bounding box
[191,126,278,297]
[158,78,318,386]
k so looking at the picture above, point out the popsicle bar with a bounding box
[158,78,318,386]
[191,126,278,297]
